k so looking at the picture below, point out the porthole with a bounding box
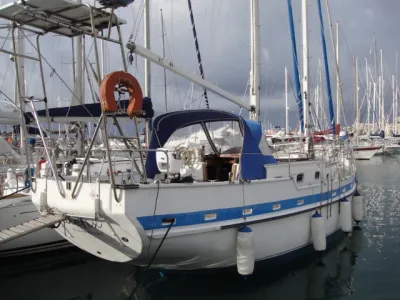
[297,173,304,182]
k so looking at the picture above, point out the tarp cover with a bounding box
[145,109,277,180]
[98,0,135,8]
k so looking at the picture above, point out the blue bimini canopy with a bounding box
[240,119,277,180]
[24,97,154,125]
[98,0,135,8]
[145,109,277,180]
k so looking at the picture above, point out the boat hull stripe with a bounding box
[137,180,355,230]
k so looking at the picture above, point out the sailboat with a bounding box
[351,57,382,160]
[0,0,362,274]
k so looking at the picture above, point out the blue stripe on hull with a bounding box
[137,180,355,230]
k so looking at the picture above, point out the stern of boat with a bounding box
[30,178,144,262]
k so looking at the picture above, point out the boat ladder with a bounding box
[0,214,65,245]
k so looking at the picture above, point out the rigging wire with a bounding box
[187,0,209,109]
[128,0,146,42]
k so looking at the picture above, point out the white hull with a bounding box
[0,196,71,257]
[353,147,381,160]
[383,145,400,155]
[31,160,356,271]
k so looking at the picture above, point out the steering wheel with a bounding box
[173,143,188,159]
[173,143,197,168]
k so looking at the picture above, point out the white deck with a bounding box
[0,0,126,37]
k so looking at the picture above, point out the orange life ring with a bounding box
[99,71,143,118]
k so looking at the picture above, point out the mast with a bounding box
[315,68,319,121]
[325,0,346,127]
[373,80,377,133]
[71,0,84,106]
[316,59,320,121]
[250,0,260,122]
[301,0,309,136]
[336,22,340,125]
[366,58,371,134]
[380,49,384,131]
[100,33,105,79]
[393,74,395,133]
[355,57,359,143]
[161,9,168,113]
[378,74,382,130]
[187,0,209,109]
[285,67,289,135]
[15,27,26,152]
[71,0,85,155]
[144,0,151,145]
[286,0,304,133]
[396,52,398,134]
[317,0,335,134]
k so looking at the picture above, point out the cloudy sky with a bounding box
[0,0,398,130]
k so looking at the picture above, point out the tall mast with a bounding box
[71,0,85,155]
[316,59,322,121]
[285,67,289,135]
[286,0,304,133]
[317,0,335,134]
[100,35,105,79]
[71,0,84,106]
[301,0,309,136]
[393,74,395,133]
[15,27,26,152]
[144,0,151,144]
[380,49,384,131]
[366,58,371,134]
[378,74,382,130]
[372,34,377,133]
[315,67,319,121]
[396,52,398,134]
[373,80,377,133]
[355,57,359,142]
[160,9,168,113]
[325,0,346,127]
[335,21,340,125]
[250,0,260,122]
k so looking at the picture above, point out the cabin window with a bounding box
[315,171,320,179]
[296,173,304,182]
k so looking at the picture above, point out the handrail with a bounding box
[70,147,170,203]
[26,101,66,198]
[71,114,104,199]
[88,147,170,184]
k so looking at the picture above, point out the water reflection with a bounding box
[0,248,134,300]
[0,225,364,299]
[121,229,364,300]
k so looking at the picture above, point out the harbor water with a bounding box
[0,155,399,300]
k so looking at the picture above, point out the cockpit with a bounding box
[145,109,276,184]
[155,121,243,183]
